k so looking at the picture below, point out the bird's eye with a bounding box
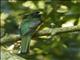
[31,11,42,18]
[35,11,40,14]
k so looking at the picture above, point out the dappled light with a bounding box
[1,0,80,60]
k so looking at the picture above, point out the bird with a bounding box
[20,11,42,54]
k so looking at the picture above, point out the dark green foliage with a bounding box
[4,16,18,34]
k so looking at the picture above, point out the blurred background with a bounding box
[1,0,80,60]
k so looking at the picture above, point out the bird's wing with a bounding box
[20,19,41,35]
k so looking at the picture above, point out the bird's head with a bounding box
[21,11,43,19]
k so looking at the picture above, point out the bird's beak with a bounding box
[39,12,43,15]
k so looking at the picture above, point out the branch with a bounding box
[38,25,80,35]
[1,34,20,44]
[1,25,80,44]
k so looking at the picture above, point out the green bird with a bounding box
[20,11,42,54]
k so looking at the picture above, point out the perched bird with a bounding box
[20,11,42,54]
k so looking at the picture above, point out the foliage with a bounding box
[1,0,80,60]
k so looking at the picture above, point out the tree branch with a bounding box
[1,25,80,44]
[1,34,20,44]
[38,25,80,35]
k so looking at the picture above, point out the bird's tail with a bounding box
[20,35,31,54]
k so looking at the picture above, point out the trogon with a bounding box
[20,11,42,54]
